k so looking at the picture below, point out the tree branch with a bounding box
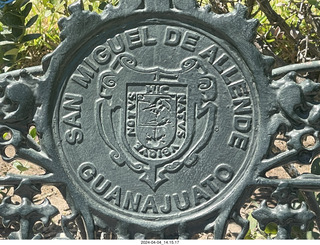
[256,0,320,59]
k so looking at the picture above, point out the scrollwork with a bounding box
[259,72,320,174]
[119,54,138,68]
[252,183,315,239]
[0,69,66,239]
[198,77,213,91]
[3,0,319,239]
[0,183,59,239]
[0,69,55,170]
[181,58,198,72]
[271,72,320,130]
[0,71,38,134]
[99,71,118,99]
[253,71,320,239]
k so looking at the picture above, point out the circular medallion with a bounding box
[53,16,259,227]
[1,0,318,240]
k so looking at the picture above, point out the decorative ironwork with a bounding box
[0,182,58,239]
[252,183,315,239]
[0,0,320,240]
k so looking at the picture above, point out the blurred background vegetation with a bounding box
[0,0,319,77]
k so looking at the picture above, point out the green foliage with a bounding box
[245,194,320,240]
[87,0,117,12]
[12,160,29,173]
[29,127,37,139]
[2,131,10,140]
[291,222,320,239]
[3,0,119,72]
[245,210,320,239]
[308,0,320,9]
[245,212,278,239]
[200,0,320,69]
[0,0,41,72]
[1,0,315,72]
[0,0,319,72]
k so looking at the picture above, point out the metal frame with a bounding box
[0,0,320,239]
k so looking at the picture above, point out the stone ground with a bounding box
[0,136,319,240]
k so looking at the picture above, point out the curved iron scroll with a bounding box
[0,0,320,240]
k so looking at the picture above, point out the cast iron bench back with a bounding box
[0,0,320,239]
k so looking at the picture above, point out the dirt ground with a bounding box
[0,135,318,240]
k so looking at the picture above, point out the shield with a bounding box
[137,94,176,150]
[96,55,217,191]
[125,84,189,164]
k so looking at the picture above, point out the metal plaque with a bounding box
[50,1,265,237]
[1,0,320,239]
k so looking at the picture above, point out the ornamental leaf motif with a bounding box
[252,183,315,239]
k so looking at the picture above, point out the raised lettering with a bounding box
[104,185,122,206]
[63,93,83,111]
[213,54,229,74]
[65,128,83,145]
[128,100,136,111]
[62,111,81,128]
[83,57,99,72]
[107,34,125,54]
[199,45,218,65]
[128,92,136,101]
[160,195,172,214]
[200,175,219,194]
[221,65,239,85]
[146,85,169,94]
[173,191,190,211]
[91,174,112,195]
[93,45,112,65]
[228,80,249,99]
[233,97,252,115]
[164,27,181,46]
[177,131,186,139]
[234,116,252,133]
[177,103,186,114]
[192,185,211,206]
[78,162,96,182]
[125,28,143,50]
[214,164,234,183]
[122,190,142,212]
[177,112,186,121]
[71,61,95,88]
[177,94,186,104]
[162,147,171,157]
[228,131,249,151]
[141,195,158,214]
[127,127,136,137]
[181,32,200,52]
[141,27,157,46]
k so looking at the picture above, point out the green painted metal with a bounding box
[0,0,320,239]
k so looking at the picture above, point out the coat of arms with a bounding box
[96,54,217,191]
